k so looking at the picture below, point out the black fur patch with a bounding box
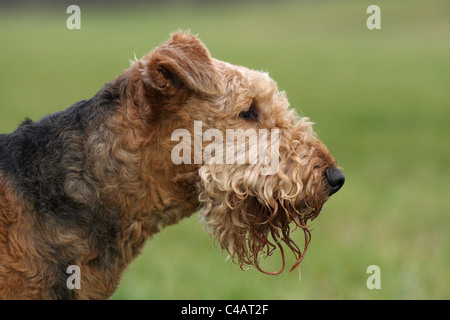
[0,80,123,298]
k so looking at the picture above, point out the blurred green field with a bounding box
[0,0,448,299]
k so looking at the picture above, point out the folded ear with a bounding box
[144,31,224,96]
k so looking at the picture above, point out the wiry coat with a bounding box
[0,31,340,299]
[0,37,202,299]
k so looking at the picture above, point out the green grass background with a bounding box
[0,0,448,299]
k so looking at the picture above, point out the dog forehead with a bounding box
[213,59,278,98]
[241,67,277,95]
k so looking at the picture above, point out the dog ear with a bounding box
[144,31,224,96]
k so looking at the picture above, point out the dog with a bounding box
[0,31,344,299]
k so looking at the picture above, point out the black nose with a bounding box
[327,167,345,196]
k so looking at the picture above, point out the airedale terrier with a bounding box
[0,31,344,299]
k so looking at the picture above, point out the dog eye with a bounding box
[239,104,259,121]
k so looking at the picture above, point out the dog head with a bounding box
[124,31,344,273]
